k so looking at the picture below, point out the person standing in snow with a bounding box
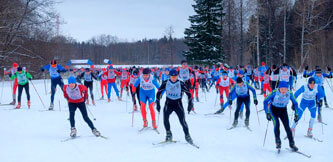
[215,71,235,113]
[63,76,101,138]
[79,68,97,105]
[228,77,258,127]
[10,67,32,109]
[156,69,194,144]
[133,68,160,129]
[41,60,67,110]
[290,77,325,138]
[263,81,299,152]
[103,66,121,102]
[4,62,19,105]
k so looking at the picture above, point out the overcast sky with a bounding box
[55,0,195,42]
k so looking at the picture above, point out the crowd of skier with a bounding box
[1,59,332,153]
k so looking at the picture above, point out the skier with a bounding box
[303,66,332,109]
[4,62,19,105]
[259,62,268,94]
[177,60,196,98]
[155,69,195,144]
[279,64,294,91]
[120,68,130,98]
[228,77,258,127]
[41,60,67,110]
[266,65,279,90]
[291,77,325,137]
[215,71,235,113]
[260,72,272,97]
[129,69,140,111]
[10,67,32,109]
[97,68,108,100]
[263,81,299,152]
[102,66,121,102]
[133,68,160,129]
[63,76,101,137]
[79,68,97,105]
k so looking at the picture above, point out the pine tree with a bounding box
[183,0,225,65]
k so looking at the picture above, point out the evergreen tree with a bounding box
[183,0,225,65]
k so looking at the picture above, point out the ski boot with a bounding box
[70,127,77,137]
[185,134,193,144]
[86,99,89,105]
[166,131,172,142]
[16,102,21,109]
[133,104,137,111]
[120,93,122,98]
[100,96,104,100]
[143,120,148,128]
[92,100,95,106]
[325,103,329,108]
[92,128,101,137]
[152,120,158,129]
[307,128,313,138]
[108,98,111,103]
[232,120,238,127]
[196,97,199,102]
[27,100,31,109]
[49,103,54,110]
[289,142,298,152]
[275,138,281,149]
[245,118,249,127]
[118,96,122,101]
[239,111,244,119]
[9,100,16,105]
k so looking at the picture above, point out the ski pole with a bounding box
[325,78,333,93]
[29,80,46,109]
[59,100,61,112]
[86,105,96,120]
[44,72,47,95]
[157,112,160,127]
[126,93,128,112]
[0,76,5,104]
[263,120,270,147]
[214,92,218,106]
[131,105,135,127]
[255,105,261,126]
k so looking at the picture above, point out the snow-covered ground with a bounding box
[0,76,332,162]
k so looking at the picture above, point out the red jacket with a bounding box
[103,70,120,83]
[216,77,235,88]
[63,84,88,103]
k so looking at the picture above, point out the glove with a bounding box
[266,113,272,121]
[216,88,219,94]
[254,99,258,105]
[57,69,61,73]
[294,114,299,122]
[40,68,45,72]
[305,65,309,71]
[228,100,232,106]
[327,66,331,72]
[291,104,295,111]
[156,100,161,113]
[187,100,193,114]
[317,100,323,107]
[28,78,32,80]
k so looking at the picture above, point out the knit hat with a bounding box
[68,76,76,84]
[278,81,289,88]
[308,77,316,84]
[236,77,243,84]
[169,69,178,76]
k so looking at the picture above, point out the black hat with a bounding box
[142,68,151,74]
[181,60,187,64]
[85,68,90,72]
[17,67,23,71]
[51,59,56,65]
[236,77,243,83]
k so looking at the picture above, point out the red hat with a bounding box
[13,63,18,67]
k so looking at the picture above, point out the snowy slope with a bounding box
[0,76,332,162]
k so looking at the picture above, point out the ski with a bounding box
[152,140,178,145]
[99,135,108,140]
[188,142,200,149]
[204,113,222,116]
[227,126,236,130]
[304,135,323,142]
[0,104,13,106]
[138,127,160,134]
[61,136,80,142]
[258,109,265,112]
[319,121,328,125]
[245,126,252,132]
[285,148,311,158]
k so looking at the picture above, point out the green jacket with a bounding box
[10,70,33,85]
